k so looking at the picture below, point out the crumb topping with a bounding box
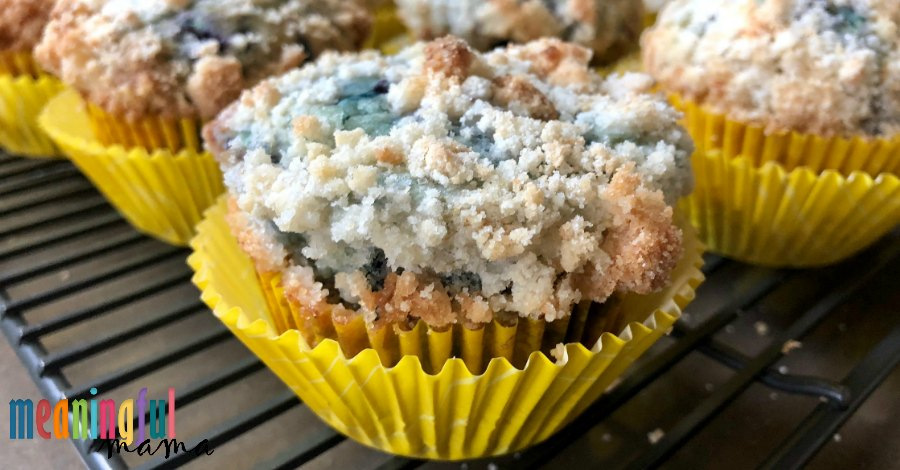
[395,0,643,64]
[209,37,694,327]
[643,0,900,137]
[0,0,54,52]
[35,0,371,120]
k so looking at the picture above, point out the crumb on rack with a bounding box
[781,340,803,354]
[647,428,665,445]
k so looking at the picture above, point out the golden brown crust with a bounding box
[573,166,683,301]
[513,39,594,89]
[0,0,53,52]
[424,36,475,80]
[491,75,560,121]
[600,166,683,294]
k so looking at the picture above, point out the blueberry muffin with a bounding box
[205,37,693,344]
[35,0,372,149]
[0,0,54,75]
[644,0,900,268]
[0,0,63,158]
[394,0,643,64]
[643,0,900,138]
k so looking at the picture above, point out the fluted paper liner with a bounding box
[188,197,705,459]
[673,95,900,175]
[39,89,224,246]
[84,101,203,153]
[254,266,630,374]
[0,52,64,157]
[681,150,900,267]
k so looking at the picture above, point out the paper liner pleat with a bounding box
[188,197,705,459]
[672,95,900,175]
[681,150,900,267]
[257,266,632,374]
[84,100,203,153]
[40,88,223,246]
[0,74,65,157]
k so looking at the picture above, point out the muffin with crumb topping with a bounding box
[205,37,695,366]
[643,0,900,171]
[394,0,643,64]
[0,0,63,157]
[642,0,900,267]
[0,0,53,75]
[35,0,372,151]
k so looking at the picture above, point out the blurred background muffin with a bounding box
[394,0,643,64]
[36,0,372,151]
[642,0,900,267]
[0,0,64,157]
[0,0,53,75]
[35,0,372,246]
[644,0,899,148]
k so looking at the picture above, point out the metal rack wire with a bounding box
[1,152,898,469]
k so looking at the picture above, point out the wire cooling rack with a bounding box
[1,152,898,469]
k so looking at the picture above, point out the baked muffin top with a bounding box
[0,0,54,52]
[207,37,694,327]
[35,0,371,121]
[395,0,643,64]
[643,0,900,137]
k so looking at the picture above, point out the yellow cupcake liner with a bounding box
[0,51,64,158]
[84,100,203,153]
[681,150,900,267]
[0,74,65,158]
[39,88,224,246]
[672,95,900,176]
[188,196,705,460]
[254,266,631,375]
[365,2,408,52]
